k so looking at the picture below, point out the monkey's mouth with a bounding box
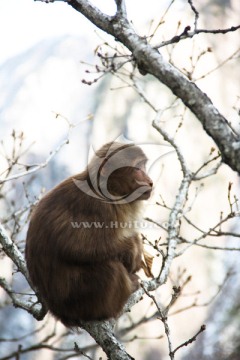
[140,189,152,200]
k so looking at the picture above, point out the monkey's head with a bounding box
[87,142,153,203]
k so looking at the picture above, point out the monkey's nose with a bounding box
[148,178,153,187]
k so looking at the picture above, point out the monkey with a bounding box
[25,142,153,326]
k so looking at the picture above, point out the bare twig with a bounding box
[196,47,240,82]
[156,25,240,49]
[142,284,174,359]
[149,0,175,42]
[187,0,199,31]
[0,137,69,185]
[172,324,206,355]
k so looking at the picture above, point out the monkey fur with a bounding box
[25,142,153,326]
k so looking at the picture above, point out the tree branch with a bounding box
[0,223,46,320]
[0,223,28,278]
[0,277,45,320]
[157,25,240,48]
[115,0,127,18]
[13,1,240,357]
[49,0,240,175]
[0,137,69,185]
[81,320,134,360]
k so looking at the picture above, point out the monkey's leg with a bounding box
[53,261,135,323]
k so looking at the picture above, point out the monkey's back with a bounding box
[25,176,136,324]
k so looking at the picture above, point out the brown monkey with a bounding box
[25,142,153,326]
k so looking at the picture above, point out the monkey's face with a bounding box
[130,160,153,200]
[107,160,153,201]
[81,143,154,204]
[133,166,153,200]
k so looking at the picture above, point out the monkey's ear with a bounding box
[141,250,154,278]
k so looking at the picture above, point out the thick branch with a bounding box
[81,320,134,360]
[110,22,240,174]
[0,223,46,320]
[58,0,240,174]
[65,0,113,33]
[0,223,28,277]
[0,277,45,320]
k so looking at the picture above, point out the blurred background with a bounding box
[0,0,240,359]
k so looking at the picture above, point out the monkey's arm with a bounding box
[117,237,154,277]
[117,235,143,274]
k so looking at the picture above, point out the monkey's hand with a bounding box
[117,235,142,273]
[141,250,154,278]
[129,273,140,292]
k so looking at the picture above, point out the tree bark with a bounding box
[65,0,240,174]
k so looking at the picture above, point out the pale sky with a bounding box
[0,0,172,65]
[0,0,183,165]
[0,0,92,64]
